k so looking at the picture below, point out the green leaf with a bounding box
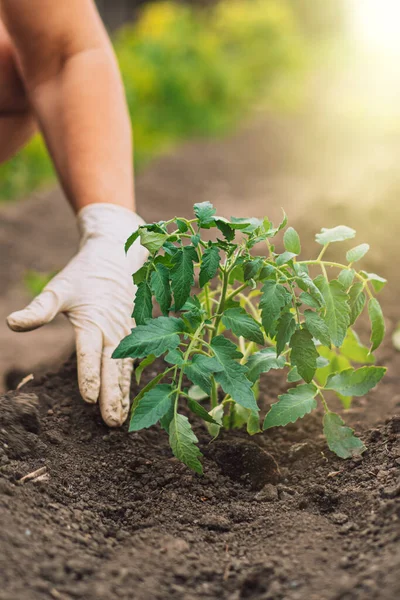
[360,271,387,293]
[368,298,385,352]
[287,367,302,382]
[139,229,168,254]
[132,281,153,325]
[283,227,301,254]
[229,216,263,233]
[185,354,223,396]
[263,383,318,429]
[211,336,259,412]
[299,291,320,309]
[188,385,209,401]
[164,348,184,365]
[113,317,184,359]
[341,329,374,364]
[243,258,263,281]
[194,201,216,227]
[247,411,261,435]
[199,246,221,287]
[245,348,286,383]
[215,217,235,241]
[135,354,156,385]
[289,356,329,383]
[151,263,171,316]
[323,412,366,458]
[290,328,319,383]
[260,281,292,336]
[169,414,203,474]
[133,264,149,285]
[259,264,276,280]
[325,366,386,396]
[187,398,218,424]
[171,246,198,311]
[346,244,369,263]
[276,312,296,356]
[129,384,173,431]
[176,219,188,233]
[315,225,356,246]
[315,346,352,387]
[191,234,201,247]
[160,403,174,433]
[125,229,140,253]
[348,282,366,325]
[266,210,287,236]
[338,269,355,289]
[206,404,224,439]
[276,252,296,266]
[315,277,350,347]
[296,272,325,307]
[304,310,331,347]
[222,307,264,345]
[131,371,169,417]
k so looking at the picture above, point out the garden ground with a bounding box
[0,96,400,598]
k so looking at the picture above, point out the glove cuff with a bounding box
[77,203,145,245]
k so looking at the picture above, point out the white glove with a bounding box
[7,203,147,427]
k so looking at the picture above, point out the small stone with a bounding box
[339,521,358,535]
[369,429,382,442]
[198,514,231,531]
[389,416,400,434]
[381,482,400,498]
[44,430,63,445]
[331,512,349,525]
[339,556,351,569]
[255,484,278,502]
[0,478,15,496]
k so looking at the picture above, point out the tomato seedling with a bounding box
[113,202,386,474]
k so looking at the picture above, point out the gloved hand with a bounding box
[7,203,147,426]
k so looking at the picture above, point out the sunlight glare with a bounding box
[349,0,400,56]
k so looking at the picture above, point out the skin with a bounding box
[0,0,135,212]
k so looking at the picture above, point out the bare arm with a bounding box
[0,0,135,212]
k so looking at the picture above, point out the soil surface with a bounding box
[2,74,400,597]
[0,359,399,600]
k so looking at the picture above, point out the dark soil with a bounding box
[0,357,399,600]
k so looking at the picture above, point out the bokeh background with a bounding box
[1,0,400,402]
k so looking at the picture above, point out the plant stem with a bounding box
[174,323,205,412]
[226,282,248,303]
[210,376,218,409]
[312,380,330,413]
[298,259,374,298]
[213,268,229,338]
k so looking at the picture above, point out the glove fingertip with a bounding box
[6,310,32,332]
[78,377,100,405]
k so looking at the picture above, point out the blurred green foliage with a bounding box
[0,0,306,202]
[24,269,56,298]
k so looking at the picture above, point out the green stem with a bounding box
[299,259,374,298]
[210,376,218,409]
[213,268,229,338]
[226,282,248,303]
[174,323,205,412]
[317,243,329,261]
[312,380,330,413]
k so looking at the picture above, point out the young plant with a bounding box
[113,202,386,474]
